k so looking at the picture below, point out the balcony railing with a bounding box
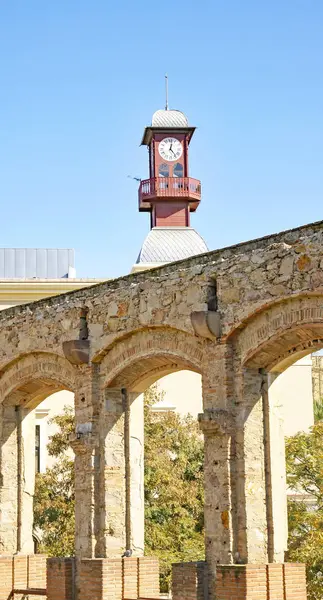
[139,177,201,210]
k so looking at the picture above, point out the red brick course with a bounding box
[284,563,307,600]
[47,557,74,600]
[0,554,159,600]
[0,555,47,600]
[172,562,308,600]
[80,556,159,600]
[137,557,159,599]
[0,556,13,600]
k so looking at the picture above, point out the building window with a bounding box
[159,163,169,177]
[173,163,183,178]
[35,425,40,473]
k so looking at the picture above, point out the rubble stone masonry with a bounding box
[1,219,322,599]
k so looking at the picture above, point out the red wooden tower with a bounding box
[133,95,207,273]
[139,108,201,228]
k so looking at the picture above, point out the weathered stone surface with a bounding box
[0,219,321,598]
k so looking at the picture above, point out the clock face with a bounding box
[158,137,183,162]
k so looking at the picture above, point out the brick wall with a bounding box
[80,559,123,600]
[0,555,47,600]
[0,555,159,600]
[0,556,13,600]
[284,563,307,600]
[123,557,139,599]
[267,564,284,600]
[172,561,207,600]
[47,557,74,600]
[80,556,159,600]
[172,562,307,600]
[137,557,159,599]
[28,554,47,588]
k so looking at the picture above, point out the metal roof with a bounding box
[0,248,75,279]
[136,228,208,265]
[141,108,195,145]
[152,109,189,128]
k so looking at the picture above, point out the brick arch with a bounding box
[0,352,77,407]
[234,294,323,372]
[99,328,205,392]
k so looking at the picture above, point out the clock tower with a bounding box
[139,109,201,228]
[133,104,207,272]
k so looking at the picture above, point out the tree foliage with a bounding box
[33,406,75,556]
[285,421,323,600]
[144,386,204,591]
[33,388,205,591]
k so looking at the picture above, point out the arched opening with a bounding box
[173,162,183,178]
[100,338,205,591]
[0,354,76,556]
[159,163,169,177]
[234,301,323,583]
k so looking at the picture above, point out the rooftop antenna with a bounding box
[127,175,141,182]
[165,73,169,110]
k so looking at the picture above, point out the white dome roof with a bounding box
[151,109,189,128]
[135,227,208,267]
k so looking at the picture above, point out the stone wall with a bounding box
[1,219,323,598]
[0,220,322,369]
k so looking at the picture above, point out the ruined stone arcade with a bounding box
[1,220,323,599]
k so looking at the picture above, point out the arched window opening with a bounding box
[159,163,169,177]
[173,162,183,178]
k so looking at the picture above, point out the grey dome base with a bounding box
[132,227,208,272]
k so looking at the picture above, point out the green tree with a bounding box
[33,406,75,556]
[285,421,323,600]
[144,386,204,591]
[33,388,205,592]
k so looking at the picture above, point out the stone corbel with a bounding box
[191,310,221,340]
[63,339,90,365]
[69,429,94,455]
[198,408,235,435]
[63,307,90,365]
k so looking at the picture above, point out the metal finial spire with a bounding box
[165,74,169,110]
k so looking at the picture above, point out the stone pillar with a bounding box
[0,404,34,554]
[0,404,19,553]
[234,367,268,563]
[96,387,126,557]
[72,370,98,559]
[71,435,95,559]
[129,392,144,556]
[199,412,233,568]
[199,344,235,587]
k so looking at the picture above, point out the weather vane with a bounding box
[165,73,169,110]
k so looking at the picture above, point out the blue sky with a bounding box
[0,1,322,278]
